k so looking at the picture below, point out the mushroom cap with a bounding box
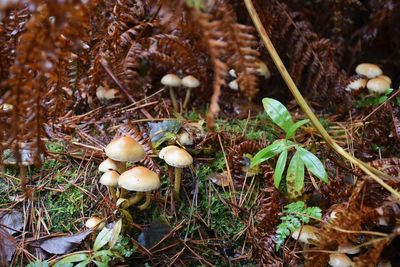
[99,158,119,172]
[328,253,353,267]
[100,170,120,186]
[85,216,105,230]
[159,145,179,159]
[118,166,160,192]
[182,75,200,88]
[377,75,392,85]
[338,242,360,255]
[0,103,13,112]
[345,75,368,92]
[161,74,182,87]
[229,69,237,78]
[163,147,193,168]
[105,136,145,162]
[355,63,383,79]
[228,80,239,90]
[291,225,318,244]
[178,132,194,146]
[367,77,391,94]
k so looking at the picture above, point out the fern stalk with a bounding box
[244,0,400,199]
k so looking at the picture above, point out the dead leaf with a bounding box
[39,230,92,254]
[0,228,16,265]
[138,222,172,249]
[0,210,24,235]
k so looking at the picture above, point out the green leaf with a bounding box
[296,147,328,183]
[109,220,122,249]
[75,260,91,267]
[262,98,294,133]
[93,261,109,267]
[55,254,89,267]
[250,141,286,167]
[286,151,304,198]
[274,149,288,188]
[286,119,310,139]
[93,227,113,251]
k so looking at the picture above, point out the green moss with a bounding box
[44,184,85,232]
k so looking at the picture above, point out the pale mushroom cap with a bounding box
[118,166,160,192]
[355,63,383,79]
[378,75,392,85]
[100,170,120,186]
[163,147,193,168]
[0,103,13,112]
[178,132,194,146]
[291,225,318,244]
[161,74,182,87]
[345,76,368,92]
[367,77,391,94]
[85,216,105,230]
[229,69,237,78]
[229,80,239,90]
[159,145,179,159]
[328,253,353,267]
[105,136,145,162]
[338,242,360,254]
[182,75,200,88]
[99,158,119,172]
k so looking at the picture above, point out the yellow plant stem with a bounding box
[138,192,152,210]
[244,0,399,199]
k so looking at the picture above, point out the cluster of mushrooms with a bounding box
[161,74,200,112]
[346,63,392,95]
[228,61,271,91]
[98,136,193,208]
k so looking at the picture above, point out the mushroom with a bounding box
[228,80,239,91]
[100,170,119,200]
[119,166,160,210]
[159,145,180,159]
[338,242,360,255]
[182,75,200,110]
[291,225,319,244]
[105,136,145,171]
[378,75,391,84]
[355,63,383,79]
[328,253,353,267]
[85,216,105,230]
[367,77,391,95]
[229,69,237,78]
[177,132,194,146]
[161,74,182,112]
[96,85,119,102]
[98,158,119,173]
[345,75,368,94]
[160,147,193,197]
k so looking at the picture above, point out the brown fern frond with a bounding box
[255,0,352,112]
[219,5,260,98]
[226,140,263,187]
[193,9,227,129]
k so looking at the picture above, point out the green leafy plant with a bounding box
[251,98,328,198]
[355,88,393,108]
[275,201,322,250]
[54,220,132,267]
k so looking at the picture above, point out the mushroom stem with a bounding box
[169,87,179,112]
[138,192,152,210]
[183,88,192,110]
[174,168,183,198]
[109,186,117,201]
[121,192,144,209]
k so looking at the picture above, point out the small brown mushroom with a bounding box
[182,75,200,110]
[367,77,391,95]
[161,74,182,112]
[355,63,382,79]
